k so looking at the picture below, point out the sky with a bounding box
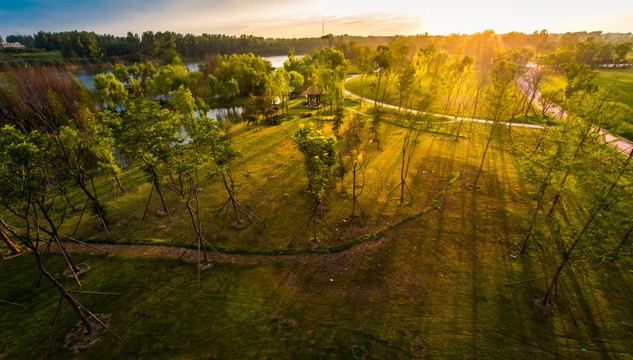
[1,0,632,38]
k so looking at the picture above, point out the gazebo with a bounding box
[300,84,321,106]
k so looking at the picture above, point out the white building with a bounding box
[0,36,25,48]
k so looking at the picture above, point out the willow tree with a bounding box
[288,125,339,246]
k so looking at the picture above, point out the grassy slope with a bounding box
[344,74,544,126]
[28,100,468,252]
[542,68,633,109]
[2,102,633,358]
[0,50,66,66]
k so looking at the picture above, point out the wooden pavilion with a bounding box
[300,84,321,106]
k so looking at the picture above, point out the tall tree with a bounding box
[473,53,517,189]
[105,100,181,220]
[288,125,339,246]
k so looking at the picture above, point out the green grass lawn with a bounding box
[13,100,476,253]
[3,140,633,358]
[0,50,67,66]
[344,73,534,124]
[542,68,633,109]
[2,99,633,358]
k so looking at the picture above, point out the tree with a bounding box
[0,226,21,256]
[547,90,616,217]
[473,53,517,189]
[105,100,181,220]
[396,65,416,113]
[563,61,597,99]
[196,116,266,232]
[342,114,368,219]
[0,125,119,340]
[0,67,116,232]
[265,68,291,118]
[539,146,633,309]
[356,47,376,107]
[93,73,127,110]
[516,118,574,254]
[390,114,424,204]
[288,70,305,95]
[288,125,339,246]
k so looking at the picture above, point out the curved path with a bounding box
[343,75,545,129]
[345,72,633,155]
[516,64,633,155]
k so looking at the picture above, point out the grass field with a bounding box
[2,98,633,359]
[344,74,541,126]
[542,68,633,109]
[0,50,67,67]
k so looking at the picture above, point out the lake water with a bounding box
[184,54,300,72]
[72,67,112,89]
[178,107,245,143]
[70,54,301,89]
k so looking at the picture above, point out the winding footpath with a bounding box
[343,70,633,155]
[343,75,545,129]
[516,64,633,155]
[343,69,633,156]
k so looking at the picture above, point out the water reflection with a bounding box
[178,107,245,144]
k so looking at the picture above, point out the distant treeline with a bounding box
[3,30,632,66]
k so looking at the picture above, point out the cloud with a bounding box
[238,12,424,38]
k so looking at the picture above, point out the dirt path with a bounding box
[51,237,389,267]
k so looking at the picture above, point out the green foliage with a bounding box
[291,125,338,200]
[93,73,127,110]
[170,85,197,122]
[104,99,182,176]
[192,116,241,169]
[563,61,597,97]
[0,125,55,200]
[215,53,272,94]
[288,70,304,93]
[152,64,201,94]
[162,49,183,66]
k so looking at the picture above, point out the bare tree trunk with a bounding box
[0,227,20,255]
[473,131,493,189]
[610,224,633,259]
[548,125,593,216]
[542,150,632,306]
[221,173,242,224]
[520,166,554,254]
[25,241,93,333]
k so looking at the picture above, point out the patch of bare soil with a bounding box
[410,336,427,357]
[63,263,90,278]
[3,246,27,259]
[63,314,111,353]
[532,298,552,316]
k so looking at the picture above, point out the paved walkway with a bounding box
[343,75,545,129]
[517,64,633,155]
[344,71,633,155]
